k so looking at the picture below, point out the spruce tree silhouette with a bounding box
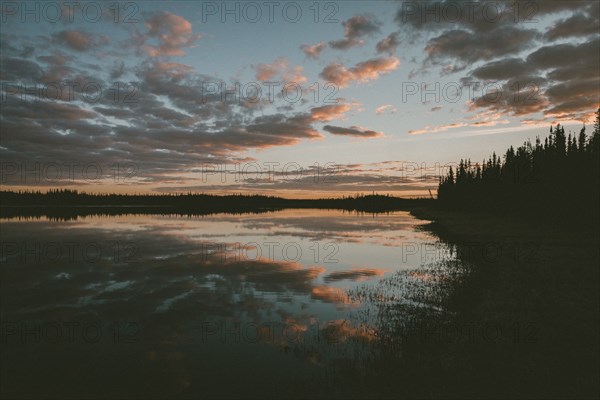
[437,108,600,225]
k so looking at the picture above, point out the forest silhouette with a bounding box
[437,108,600,223]
[0,191,429,220]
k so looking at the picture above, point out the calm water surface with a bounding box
[1,209,454,398]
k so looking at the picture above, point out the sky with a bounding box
[1,0,598,197]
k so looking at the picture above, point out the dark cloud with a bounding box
[394,0,599,122]
[54,30,107,52]
[300,42,327,59]
[468,82,549,117]
[425,27,538,71]
[323,125,383,138]
[464,37,599,120]
[395,1,593,33]
[0,57,43,81]
[468,58,527,81]
[544,10,600,40]
[526,38,600,72]
[2,13,365,190]
[246,114,322,141]
[544,78,600,117]
[110,60,126,79]
[395,1,564,90]
[0,42,360,182]
[329,14,380,50]
[376,32,400,55]
[155,163,440,197]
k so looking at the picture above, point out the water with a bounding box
[0,209,454,398]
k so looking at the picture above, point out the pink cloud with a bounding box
[142,12,202,57]
[320,57,400,88]
[255,58,307,83]
[408,122,468,135]
[310,103,357,122]
[375,104,397,115]
[55,30,108,52]
[300,42,327,59]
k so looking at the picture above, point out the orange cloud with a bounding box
[408,122,468,135]
[320,57,400,88]
[56,30,99,52]
[375,104,397,115]
[143,12,202,57]
[300,42,326,59]
[309,103,355,122]
[255,58,307,83]
[409,111,512,135]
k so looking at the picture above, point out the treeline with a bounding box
[0,190,431,219]
[438,108,600,222]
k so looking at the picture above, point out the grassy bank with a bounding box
[401,206,600,398]
[326,206,599,399]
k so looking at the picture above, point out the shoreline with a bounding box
[399,205,600,398]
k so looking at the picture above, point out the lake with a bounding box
[1,209,455,398]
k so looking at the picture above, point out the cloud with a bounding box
[0,44,362,184]
[408,122,468,135]
[300,42,326,59]
[310,103,356,122]
[319,57,400,88]
[154,160,441,197]
[323,125,383,138]
[543,78,600,119]
[468,58,527,81]
[255,58,285,81]
[462,38,600,120]
[395,1,593,33]
[544,10,600,40]
[329,14,380,50]
[255,57,307,83]
[467,83,549,117]
[526,39,599,73]
[425,27,538,71]
[342,14,380,38]
[110,60,126,79]
[0,56,43,81]
[246,113,322,142]
[375,104,397,115]
[376,32,400,55]
[55,30,107,52]
[409,110,512,135]
[393,0,597,124]
[141,12,202,57]
[393,0,599,79]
